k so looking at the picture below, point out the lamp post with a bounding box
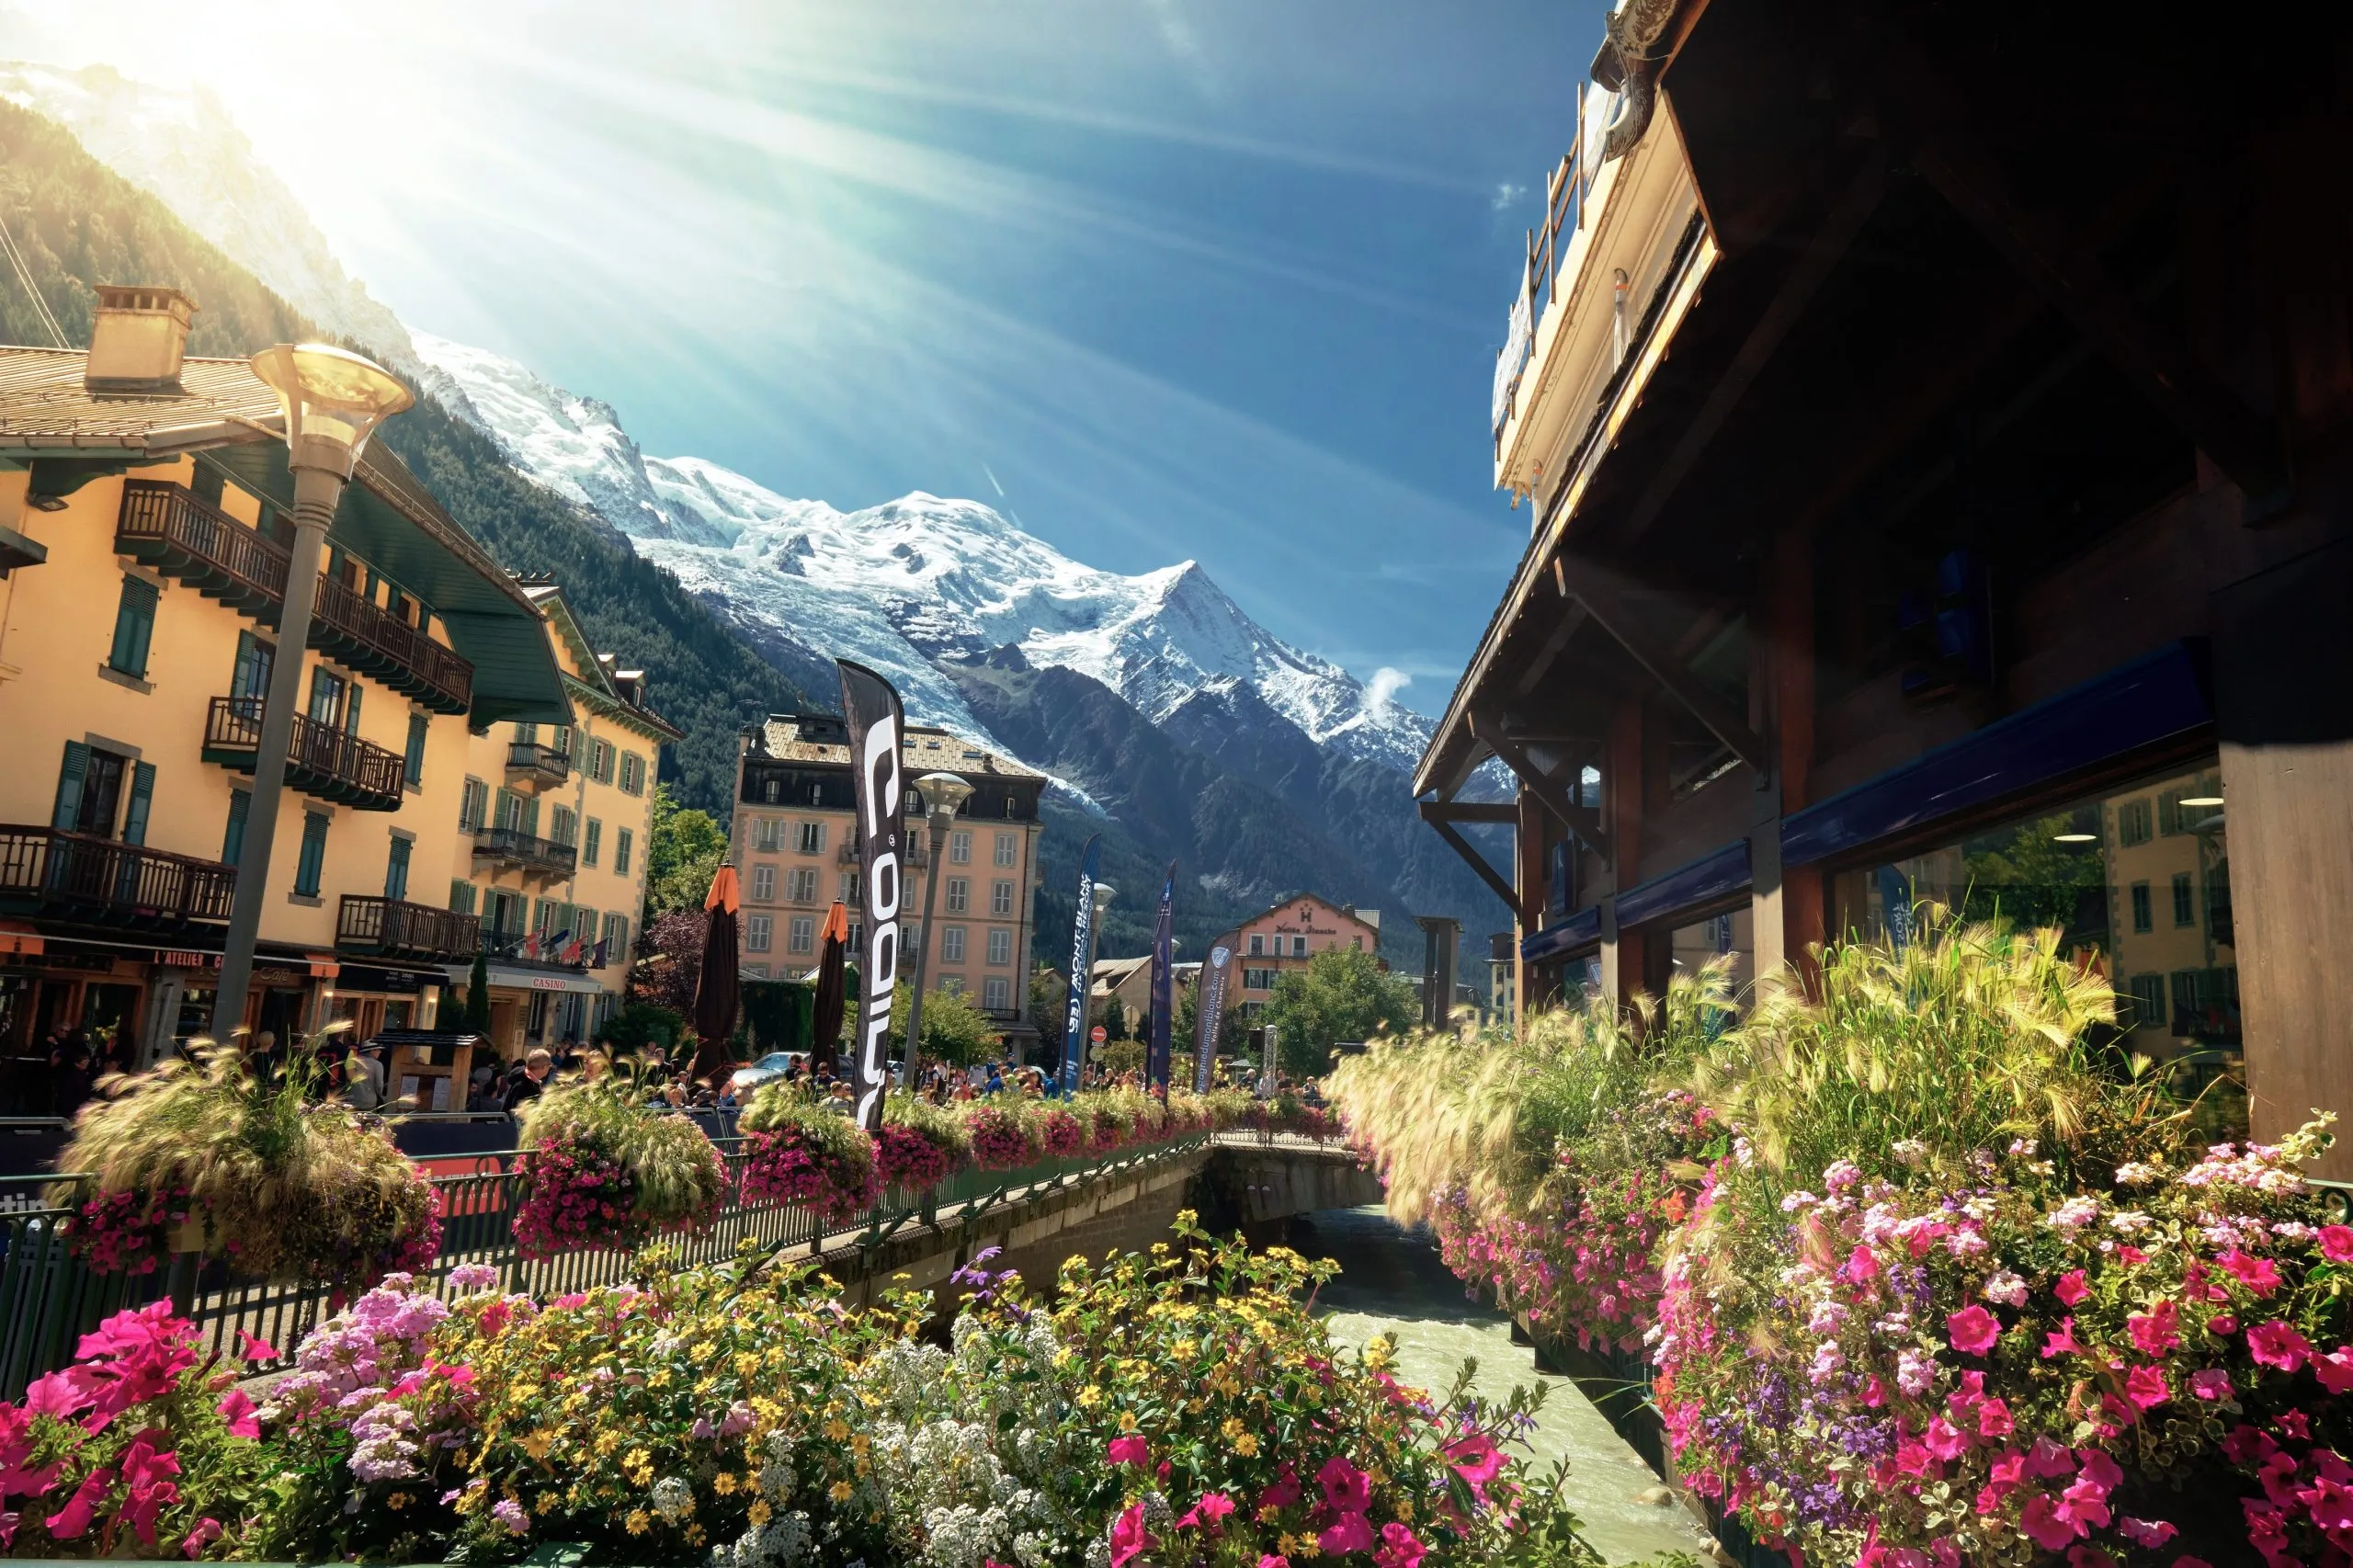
[900,769,975,1087]
[210,345,414,1042]
[1077,881,1114,1086]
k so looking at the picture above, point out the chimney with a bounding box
[85,286,197,393]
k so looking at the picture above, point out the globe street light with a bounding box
[210,345,414,1042]
[901,769,975,1086]
[1079,881,1115,1086]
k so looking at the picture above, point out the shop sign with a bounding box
[252,968,312,990]
[158,950,222,971]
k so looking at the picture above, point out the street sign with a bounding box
[1089,1025,1108,1044]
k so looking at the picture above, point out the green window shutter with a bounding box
[223,789,250,864]
[231,631,274,701]
[523,797,540,838]
[404,714,428,785]
[108,576,158,677]
[449,879,475,915]
[345,683,363,736]
[386,835,412,902]
[295,812,328,897]
[120,762,155,846]
[51,742,90,831]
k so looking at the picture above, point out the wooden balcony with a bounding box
[471,825,577,880]
[337,895,481,961]
[202,696,406,812]
[504,741,570,795]
[117,481,474,715]
[0,826,234,932]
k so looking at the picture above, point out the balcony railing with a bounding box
[337,895,481,960]
[0,826,235,929]
[311,574,472,715]
[479,926,593,971]
[505,742,570,791]
[1495,126,1598,444]
[117,481,475,715]
[202,696,406,812]
[471,826,577,878]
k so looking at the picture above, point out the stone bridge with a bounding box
[812,1135,1383,1311]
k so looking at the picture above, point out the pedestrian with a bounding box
[505,1048,553,1110]
[343,1045,386,1111]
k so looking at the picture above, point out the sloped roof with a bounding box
[754,716,1046,780]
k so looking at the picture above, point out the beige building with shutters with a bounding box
[733,714,1048,1052]
[444,579,680,1062]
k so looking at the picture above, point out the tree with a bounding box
[597,1002,683,1052]
[1095,1038,1146,1077]
[885,982,997,1068]
[645,783,727,919]
[1175,978,1246,1066]
[1102,997,1129,1041]
[635,909,706,1013]
[1261,948,1418,1077]
[463,951,492,1034]
[1029,966,1069,1037]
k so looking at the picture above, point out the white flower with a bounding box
[1983,1270,2029,1307]
[1823,1160,1862,1193]
[1809,1341,1847,1384]
[652,1476,694,1523]
[2111,1162,2163,1187]
[2008,1139,2039,1158]
[2108,1210,2154,1234]
[2045,1198,2101,1233]
[1780,1190,1821,1213]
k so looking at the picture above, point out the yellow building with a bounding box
[445,579,680,1063]
[0,288,566,1070]
[733,715,1048,1053]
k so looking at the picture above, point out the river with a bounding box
[1290,1204,1714,1566]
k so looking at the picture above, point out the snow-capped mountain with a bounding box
[0,62,415,374]
[406,334,1437,776]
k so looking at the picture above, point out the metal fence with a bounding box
[0,1129,1259,1401]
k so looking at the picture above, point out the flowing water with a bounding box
[1292,1205,1713,1565]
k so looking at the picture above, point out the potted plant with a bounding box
[962,1098,1040,1171]
[54,1043,440,1295]
[877,1094,969,1192]
[510,1073,725,1260]
[737,1083,881,1221]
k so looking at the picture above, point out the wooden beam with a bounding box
[1417,801,1533,925]
[1512,600,1590,697]
[1550,556,1770,775]
[1420,801,1521,824]
[1608,153,1893,549]
[1469,712,1615,860]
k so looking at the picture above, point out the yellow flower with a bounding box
[823,1418,851,1442]
[747,1500,772,1527]
[1233,1431,1260,1458]
[686,1525,706,1546]
[535,1492,556,1516]
[1053,1348,1080,1371]
[713,1472,739,1496]
[593,1430,622,1457]
[1172,1339,1197,1361]
[1395,1498,1414,1521]
[387,1492,410,1510]
[1077,1386,1103,1408]
[829,1481,855,1503]
[1118,1411,1140,1433]
[851,1433,870,1459]
[625,1511,653,1536]
[523,1430,556,1461]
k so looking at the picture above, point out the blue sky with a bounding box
[10,0,1605,708]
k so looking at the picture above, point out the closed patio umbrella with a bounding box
[689,864,741,1090]
[811,902,848,1075]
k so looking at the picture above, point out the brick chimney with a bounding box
[84,285,197,393]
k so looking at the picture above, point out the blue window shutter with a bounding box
[404,714,428,785]
[108,576,158,676]
[345,682,362,736]
[51,742,90,831]
[223,790,251,864]
[386,835,412,901]
[121,762,155,846]
[296,812,328,897]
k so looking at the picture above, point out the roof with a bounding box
[753,715,1047,780]
[0,343,568,726]
[521,581,685,743]
[1226,892,1384,935]
[1089,956,1154,992]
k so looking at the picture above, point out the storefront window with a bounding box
[1828,761,2237,1062]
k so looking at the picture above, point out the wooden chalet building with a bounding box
[1419,1,2353,1169]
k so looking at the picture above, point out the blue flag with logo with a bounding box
[1058,834,1103,1095]
[1145,863,1176,1088]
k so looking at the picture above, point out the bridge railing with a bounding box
[0,1130,1222,1401]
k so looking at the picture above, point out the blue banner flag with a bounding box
[1192,943,1232,1093]
[1058,834,1103,1094]
[1145,862,1176,1089]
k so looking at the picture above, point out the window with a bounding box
[983,976,1011,1011]
[987,928,1012,966]
[941,926,967,962]
[222,789,250,865]
[754,817,780,853]
[751,865,777,902]
[601,913,629,954]
[107,575,158,678]
[583,818,603,867]
[994,832,1017,868]
[2131,882,2153,933]
[460,778,490,834]
[787,866,821,903]
[294,812,329,898]
[1245,967,1278,991]
[404,713,428,787]
[2173,873,2196,926]
[230,630,273,700]
[990,879,1014,916]
[1290,935,1309,958]
[945,877,969,914]
[619,752,645,795]
[615,828,634,875]
[449,880,477,915]
[589,739,614,784]
[1248,934,1265,957]
[308,665,347,727]
[384,835,412,901]
[939,976,965,997]
[552,725,574,760]
[51,742,131,838]
[2119,799,2153,846]
[796,821,826,854]
[839,871,859,906]
[789,915,814,955]
[745,914,773,953]
[550,805,578,846]
[949,830,972,864]
[744,964,769,982]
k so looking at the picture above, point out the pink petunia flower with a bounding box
[2124,1365,2169,1409]
[2041,1317,2086,1359]
[234,1332,279,1363]
[1107,1436,1149,1468]
[1375,1520,1427,1568]
[2317,1348,2353,1394]
[1317,1455,1372,1515]
[2054,1270,2089,1306]
[214,1389,261,1440]
[1945,1304,2001,1357]
[181,1517,223,1559]
[2189,1368,2233,1400]
[1110,1502,1147,1568]
[2218,1249,2283,1296]
[2127,1300,2180,1356]
[2247,1320,2313,1371]
[2319,1225,2353,1264]
[2117,1517,2178,1548]
[1319,1512,1376,1556]
[43,1467,112,1540]
[1260,1558,1290,1568]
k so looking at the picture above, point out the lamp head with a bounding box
[916,770,975,824]
[1091,883,1116,910]
[249,343,414,478]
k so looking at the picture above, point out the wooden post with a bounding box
[1598,699,1646,1007]
[1751,523,1822,997]
[1513,789,1548,1033]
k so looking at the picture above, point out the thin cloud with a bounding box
[1367,666,1413,710]
[983,461,1006,498]
[1491,181,1526,211]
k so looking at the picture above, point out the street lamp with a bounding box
[210,345,414,1042]
[900,770,975,1086]
[1077,881,1114,1086]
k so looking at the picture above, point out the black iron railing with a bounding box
[203,696,406,811]
[471,827,577,877]
[311,574,472,715]
[0,826,234,926]
[506,742,570,787]
[337,896,481,960]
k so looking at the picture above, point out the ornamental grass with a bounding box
[512,1078,727,1259]
[737,1084,882,1221]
